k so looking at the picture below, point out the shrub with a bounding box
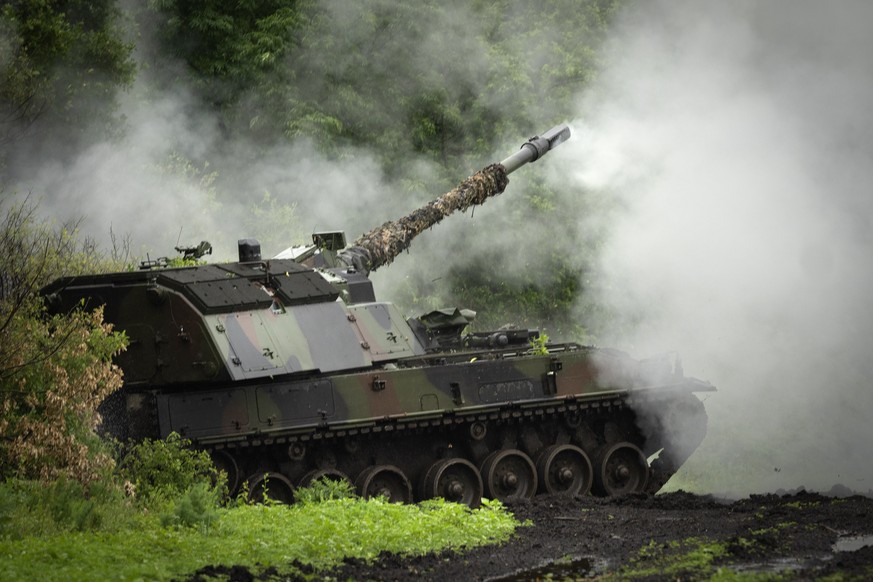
[0,199,128,484]
[160,482,221,531]
[294,476,357,505]
[117,432,224,504]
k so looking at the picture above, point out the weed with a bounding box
[44,478,101,531]
[616,537,728,579]
[0,476,140,540]
[294,476,356,505]
[529,333,550,355]
[116,432,224,504]
[0,491,521,580]
[160,482,221,532]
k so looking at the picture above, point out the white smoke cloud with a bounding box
[4,79,402,262]
[2,0,502,262]
[10,88,225,253]
[562,0,873,495]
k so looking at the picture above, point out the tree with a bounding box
[0,198,127,483]
[0,0,134,159]
[146,0,302,117]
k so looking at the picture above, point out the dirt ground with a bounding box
[188,489,873,581]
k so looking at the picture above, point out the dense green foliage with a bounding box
[160,0,619,161]
[116,432,223,504]
[146,0,302,114]
[0,0,134,158]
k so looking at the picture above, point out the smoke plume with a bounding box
[560,0,873,495]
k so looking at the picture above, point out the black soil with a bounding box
[185,490,873,581]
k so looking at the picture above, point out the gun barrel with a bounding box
[341,123,571,274]
[499,123,571,174]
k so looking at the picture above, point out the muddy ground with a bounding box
[190,489,873,581]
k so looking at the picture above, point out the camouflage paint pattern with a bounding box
[344,164,510,273]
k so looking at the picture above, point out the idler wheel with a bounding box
[288,442,306,461]
[535,444,593,496]
[480,449,537,502]
[247,471,295,504]
[420,458,483,508]
[355,465,413,503]
[564,411,582,429]
[594,442,649,496]
[298,468,351,489]
[211,450,241,495]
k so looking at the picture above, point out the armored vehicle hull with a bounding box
[42,124,713,505]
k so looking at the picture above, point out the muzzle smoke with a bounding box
[559,0,873,495]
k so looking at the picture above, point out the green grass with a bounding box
[0,496,519,581]
[609,536,795,581]
[0,439,521,581]
[615,537,728,579]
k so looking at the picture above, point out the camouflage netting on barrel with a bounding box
[341,163,509,273]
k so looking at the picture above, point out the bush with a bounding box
[294,476,357,505]
[160,482,221,531]
[117,432,224,504]
[0,199,128,483]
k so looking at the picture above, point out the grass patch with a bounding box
[0,495,518,581]
[785,500,820,510]
[750,522,796,536]
[615,537,728,579]
[609,536,794,581]
[0,447,520,580]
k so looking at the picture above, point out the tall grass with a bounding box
[0,483,518,581]
[0,433,520,580]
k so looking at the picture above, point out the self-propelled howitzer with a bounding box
[42,124,712,506]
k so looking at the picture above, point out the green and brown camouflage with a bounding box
[42,123,713,506]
